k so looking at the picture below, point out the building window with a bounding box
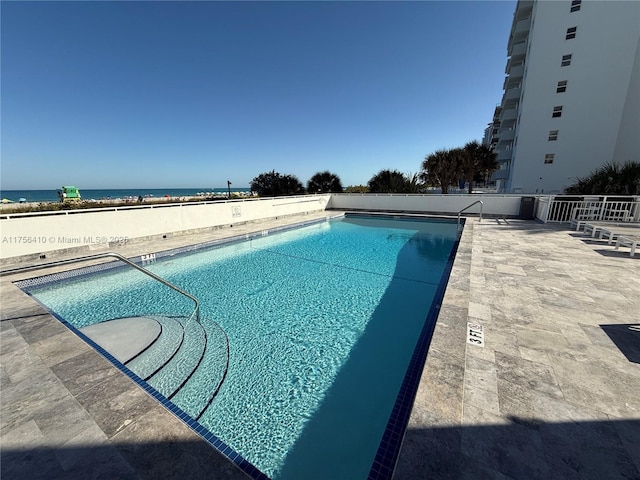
[548,130,559,141]
[566,27,577,40]
[571,0,582,12]
[552,106,563,118]
[561,54,572,67]
[557,80,568,93]
[544,154,555,164]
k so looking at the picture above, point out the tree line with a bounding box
[250,144,639,196]
[250,140,499,196]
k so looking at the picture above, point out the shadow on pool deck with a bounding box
[394,417,640,479]
[1,438,244,480]
[600,324,640,365]
[3,417,639,479]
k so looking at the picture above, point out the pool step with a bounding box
[146,316,206,399]
[125,315,185,379]
[79,316,161,364]
[171,320,229,419]
[81,315,228,422]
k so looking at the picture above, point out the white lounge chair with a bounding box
[570,218,592,231]
[600,226,640,245]
[584,223,607,237]
[581,222,640,239]
[615,235,640,257]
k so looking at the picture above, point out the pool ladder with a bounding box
[0,252,200,324]
[457,200,483,228]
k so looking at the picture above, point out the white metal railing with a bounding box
[539,196,640,223]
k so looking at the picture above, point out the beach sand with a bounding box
[0,192,255,213]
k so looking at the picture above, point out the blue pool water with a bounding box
[25,215,459,479]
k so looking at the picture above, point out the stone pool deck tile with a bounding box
[2,213,640,479]
[395,219,640,480]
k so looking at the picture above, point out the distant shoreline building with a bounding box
[487,0,640,194]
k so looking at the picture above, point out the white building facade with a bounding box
[490,0,640,194]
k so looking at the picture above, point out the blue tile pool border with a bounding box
[13,212,463,480]
[367,216,465,480]
[15,213,345,289]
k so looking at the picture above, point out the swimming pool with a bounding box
[21,214,460,479]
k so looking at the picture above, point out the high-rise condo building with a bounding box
[488,0,639,194]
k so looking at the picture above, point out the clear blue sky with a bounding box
[1,1,516,190]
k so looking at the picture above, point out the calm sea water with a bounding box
[0,187,251,203]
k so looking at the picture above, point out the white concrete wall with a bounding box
[1,193,539,259]
[0,195,330,259]
[328,193,525,217]
[508,1,640,194]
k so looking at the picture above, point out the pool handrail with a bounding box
[457,200,483,226]
[0,252,200,323]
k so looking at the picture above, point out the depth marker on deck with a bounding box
[467,322,484,347]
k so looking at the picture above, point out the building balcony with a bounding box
[515,1,534,20]
[504,86,521,102]
[492,169,510,181]
[503,75,520,91]
[496,149,513,162]
[509,41,527,60]
[501,120,517,131]
[513,17,532,39]
[498,129,515,142]
[499,107,518,122]
[508,63,525,80]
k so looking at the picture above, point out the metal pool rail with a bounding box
[0,252,201,324]
[457,200,483,227]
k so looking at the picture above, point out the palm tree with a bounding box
[476,144,500,189]
[405,172,423,193]
[618,160,640,194]
[279,174,305,195]
[565,160,640,194]
[476,145,500,188]
[459,143,478,194]
[307,171,343,193]
[461,141,499,194]
[367,169,413,193]
[420,149,463,194]
[250,170,304,196]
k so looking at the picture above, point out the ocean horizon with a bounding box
[0,187,251,203]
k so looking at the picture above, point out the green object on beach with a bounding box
[60,186,81,202]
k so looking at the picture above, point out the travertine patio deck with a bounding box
[1,212,639,479]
